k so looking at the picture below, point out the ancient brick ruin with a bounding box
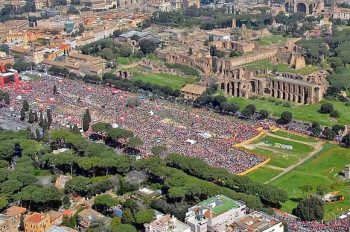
[157,40,328,104]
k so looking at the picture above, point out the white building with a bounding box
[185,195,246,232]
[344,164,350,179]
[207,31,231,42]
[227,211,284,232]
[160,2,172,12]
[145,214,191,232]
[332,8,350,20]
[83,0,117,10]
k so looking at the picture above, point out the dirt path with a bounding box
[264,165,285,171]
[264,139,325,184]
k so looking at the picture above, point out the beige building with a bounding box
[0,215,18,232]
[116,0,142,9]
[227,211,284,232]
[83,0,117,10]
[181,84,206,100]
[145,214,191,232]
[171,0,199,9]
[24,213,51,232]
[332,8,350,20]
[185,195,247,232]
[44,52,107,77]
[6,31,28,46]
[77,208,109,230]
[183,0,200,9]
[0,207,27,232]
[0,52,14,67]
[34,0,46,9]
[47,211,63,226]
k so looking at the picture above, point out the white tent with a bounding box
[186,139,197,145]
[198,132,212,139]
[112,123,119,128]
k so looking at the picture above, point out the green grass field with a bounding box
[228,97,350,126]
[116,56,141,65]
[336,25,350,31]
[271,130,318,143]
[243,130,350,221]
[270,144,350,221]
[244,60,320,75]
[248,167,282,183]
[256,35,289,47]
[132,72,196,90]
[254,135,314,155]
[254,147,300,168]
[244,134,314,169]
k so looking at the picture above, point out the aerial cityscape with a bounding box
[0,0,350,231]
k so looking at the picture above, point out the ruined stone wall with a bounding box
[227,48,278,68]
[156,45,327,104]
[217,68,327,104]
[158,51,212,75]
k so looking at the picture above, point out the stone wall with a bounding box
[156,42,327,104]
[158,51,212,75]
[217,68,328,104]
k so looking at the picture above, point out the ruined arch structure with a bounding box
[284,0,324,15]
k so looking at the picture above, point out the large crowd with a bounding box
[4,76,350,231]
[3,76,265,174]
[274,210,350,232]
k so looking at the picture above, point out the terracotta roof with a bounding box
[26,213,44,224]
[63,209,74,217]
[5,206,26,217]
[69,52,97,61]
[10,46,28,54]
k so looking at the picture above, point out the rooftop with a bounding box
[181,84,206,95]
[78,208,106,223]
[147,214,190,232]
[119,30,150,39]
[25,213,47,224]
[229,211,282,232]
[4,205,26,217]
[48,210,63,222]
[46,225,78,232]
[198,195,239,215]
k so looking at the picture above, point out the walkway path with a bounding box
[264,138,325,184]
[264,165,285,171]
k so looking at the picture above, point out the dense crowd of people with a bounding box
[3,76,265,174]
[275,210,350,232]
